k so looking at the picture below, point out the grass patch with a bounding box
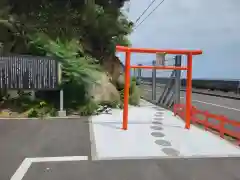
[0,91,57,118]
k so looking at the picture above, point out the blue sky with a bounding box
[117,0,240,80]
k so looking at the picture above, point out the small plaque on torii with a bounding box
[156,53,166,66]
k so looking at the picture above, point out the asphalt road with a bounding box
[0,118,240,180]
[23,157,240,180]
[0,118,91,180]
[141,84,240,121]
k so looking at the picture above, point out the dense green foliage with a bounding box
[29,33,102,109]
[0,0,133,59]
[129,77,140,105]
[0,0,140,117]
[27,101,57,118]
[0,90,57,118]
[118,76,141,106]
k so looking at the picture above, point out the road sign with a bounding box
[0,55,60,90]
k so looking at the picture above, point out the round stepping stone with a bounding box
[155,115,163,118]
[162,148,180,156]
[151,132,165,137]
[154,109,163,111]
[150,126,163,130]
[152,121,162,125]
[155,139,171,146]
[154,115,163,117]
[154,117,163,121]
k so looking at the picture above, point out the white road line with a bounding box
[191,100,240,112]
[181,97,240,111]
[11,158,33,180]
[89,117,98,161]
[11,156,88,180]
[31,156,88,162]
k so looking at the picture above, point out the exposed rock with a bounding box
[102,56,123,84]
[90,72,120,103]
[116,73,125,90]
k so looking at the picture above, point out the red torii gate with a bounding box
[116,45,203,130]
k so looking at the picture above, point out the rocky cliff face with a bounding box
[90,55,126,104]
[102,56,123,84]
[89,72,120,103]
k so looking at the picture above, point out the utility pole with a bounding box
[152,60,156,101]
[174,55,182,104]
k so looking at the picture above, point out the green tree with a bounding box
[0,0,140,115]
[4,0,133,58]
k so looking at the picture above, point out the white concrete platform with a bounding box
[90,100,240,160]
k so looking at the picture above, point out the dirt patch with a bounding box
[0,109,29,118]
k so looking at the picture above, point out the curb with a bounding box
[88,116,98,161]
[0,116,84,120]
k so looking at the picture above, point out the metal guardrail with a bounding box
[157,70,175,107]
[141,77,240,94]
[157,55,181,108]
[138,55,182,109]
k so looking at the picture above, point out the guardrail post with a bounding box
[137,64,142,79]
[134,68,137,77]
[174,55,182,104]
[152,60,156,101]
[158,70,175,105]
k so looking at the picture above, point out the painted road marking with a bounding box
[181,97,240,111]
[11,156,88,180]
[191,99,240,112]
[11,158,32,180]
[29,156,88,162]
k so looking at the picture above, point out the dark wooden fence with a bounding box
[0,55,60,90]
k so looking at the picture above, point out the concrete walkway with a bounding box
[90,100,240,160]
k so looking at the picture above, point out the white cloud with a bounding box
[120,0,240,79]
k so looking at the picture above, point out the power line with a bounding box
[134,0,165,31]
[134,0,157,24]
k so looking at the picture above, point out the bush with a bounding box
[27,108,38,118]
[27,101,57,118]
[28,33,102,114]
[100,99,121,108]
[78,99,99,116]
[129,79,140,106]
[118,77,140,106]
